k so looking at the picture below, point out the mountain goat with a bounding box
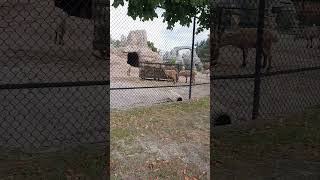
[164,69,178,85]
[211,15,279,70]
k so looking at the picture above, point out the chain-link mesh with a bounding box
[211,0,320,125]
[110,3,210,110]
[0,0,108,178]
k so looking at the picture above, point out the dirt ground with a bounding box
[110,71,210,109]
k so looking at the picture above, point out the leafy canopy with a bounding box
[112,0,211,33]
[195,38,209,62]
[147,41,158,52]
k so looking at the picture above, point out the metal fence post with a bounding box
[252,0,265,120]
[189,16,196,99]
[92,0,109,56]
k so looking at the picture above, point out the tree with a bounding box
[196,39,209,62]
[147,41,158,52]
[111,38,121,48]
[112,0,211,34]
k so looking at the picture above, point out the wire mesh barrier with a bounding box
[0,0,108,178]
[210,0,320,125]
[110,5,210,110]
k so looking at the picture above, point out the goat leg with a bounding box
[54,31,58,44]
[241,49,247,67]
[262,51,267,68]
[267,55,272,71]
[307,39,310,48]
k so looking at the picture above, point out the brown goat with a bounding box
[211,15,279,70]
[164,69,178,85]
[212,28,279,70]
[178,70,197,84]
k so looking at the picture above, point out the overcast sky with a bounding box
[110,1,209,52]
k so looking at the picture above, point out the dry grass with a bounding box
[212,107,320,179]
[111,97,210,179]
[0,145,106,179]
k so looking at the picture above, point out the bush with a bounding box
[171,58,176,64]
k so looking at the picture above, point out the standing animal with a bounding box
[178,69,197,84]
[294,25,320,48]
[212,28,279,70]
[164,69,178,85]
[211,15,279,69]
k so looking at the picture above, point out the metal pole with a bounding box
[189,16,196,99]
[252,0,265,120]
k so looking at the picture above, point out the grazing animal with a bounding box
[178,70,197,84]
[164,69,178,85]
[294,25,320,48]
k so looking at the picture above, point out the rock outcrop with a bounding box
[111,30,163,78]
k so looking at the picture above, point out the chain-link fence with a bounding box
[110,5,210,110]
[0,0,108,178]
[210,0,320,125]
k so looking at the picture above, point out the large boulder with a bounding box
[119,30,162,63]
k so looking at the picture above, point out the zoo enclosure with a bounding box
[110,11,211,109]
[210,0,320,124]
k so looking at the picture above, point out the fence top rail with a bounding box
[212,65,320,80]
[140,62,180,66]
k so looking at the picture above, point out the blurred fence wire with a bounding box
[110,8,210,110]
[0,0,108,178]
[210,0,320,125]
